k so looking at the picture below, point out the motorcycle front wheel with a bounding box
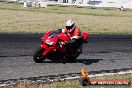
[33,47,46,63]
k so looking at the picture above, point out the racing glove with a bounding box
[65,38,76,47]
[68,38,76,44]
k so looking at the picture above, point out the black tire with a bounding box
[65,51,80,62]
[68,45,82,62]
[33,47,46,63]
[79,77,91,86]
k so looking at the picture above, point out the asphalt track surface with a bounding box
[0,33,132,81]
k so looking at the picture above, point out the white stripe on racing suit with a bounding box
[70,36,81,40]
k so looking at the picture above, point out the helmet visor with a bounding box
[66,26,72,30]
[66,25,74,30]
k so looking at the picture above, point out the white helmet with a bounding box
[66,20,75,32]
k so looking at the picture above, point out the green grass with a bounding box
[4,73,132,88]
[0,2,132,34]
[0,2,132,17]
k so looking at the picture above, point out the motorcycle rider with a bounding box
[62,20,82,50]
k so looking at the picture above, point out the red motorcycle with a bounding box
[33,29,89,63]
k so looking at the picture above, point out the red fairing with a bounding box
[41,44,48,48]
[41,45,66,56]
[42,47,55,56]
[42,31,59,46]
[42,31,50,42]
[82,32,90,40]
[55,45,66,53]
[57,33,70,42]
[41,30,69,56]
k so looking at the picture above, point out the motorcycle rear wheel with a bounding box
[33,47,46,63]
[66,45,82,62]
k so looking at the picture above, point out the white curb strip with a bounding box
[0,70,132,87]
[64,70,132,80]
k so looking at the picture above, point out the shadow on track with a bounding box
[77,59,103,65]
[40,59,103,65]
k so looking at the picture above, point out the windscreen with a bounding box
[49,30,61,38]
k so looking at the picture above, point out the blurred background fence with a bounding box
[0,0,132,9]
